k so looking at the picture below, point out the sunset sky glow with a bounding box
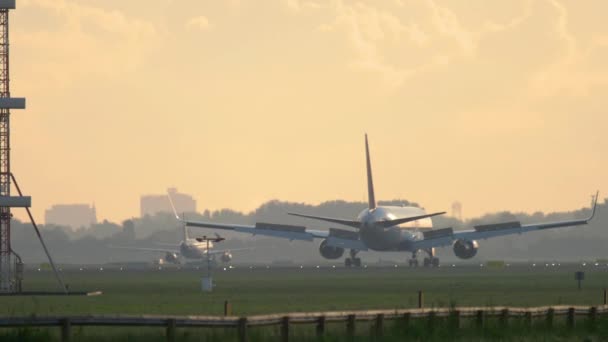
[8,0,608,223]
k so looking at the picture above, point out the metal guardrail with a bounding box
[0,305,606,341]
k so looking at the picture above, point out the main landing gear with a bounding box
[408,251,419,267]
[408,249,440,268]
[423,256,440,268]
[344,249,362,268]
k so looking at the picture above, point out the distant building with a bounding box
[45,203,97,229]
[451,201,462,221]
[140,188,196,217]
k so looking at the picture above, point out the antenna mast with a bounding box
[0,0,66,294]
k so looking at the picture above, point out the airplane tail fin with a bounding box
[182,220,189,240]
[167,191,183,221]
[167,191,190,240]
[365,134,376,210]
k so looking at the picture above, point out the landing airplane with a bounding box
[170,135,599,267]
[111,225,240,265]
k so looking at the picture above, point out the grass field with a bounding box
[2,264,608,316]
[3,264,608,341]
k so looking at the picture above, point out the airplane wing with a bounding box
[206,247,253,256]
[411,192,600,250]
[181,219,330,241]
[109,245,179,254]
[155,242,181,247]
[167,191,332,241]
[184,219,370,251]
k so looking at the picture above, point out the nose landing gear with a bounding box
[344,249,362,268]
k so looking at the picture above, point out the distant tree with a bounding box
[122,219,135,241]
[4,198,607,264]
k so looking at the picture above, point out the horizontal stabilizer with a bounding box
[287,212,362,228]
[379,211,446,228]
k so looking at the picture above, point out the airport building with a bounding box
[140,188,196,217]
[44,204,98,230]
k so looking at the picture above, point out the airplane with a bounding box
[111,225,241,265]
[169,135,599,268]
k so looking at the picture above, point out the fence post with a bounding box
[402,312,411,328]
[281,316,290,342]
[499,309,508,327]
[418,291,424,308]
[546,308,554,328]
[451,310,460,330]
[589,307,597,327]
[165,319,176,342]
[374,313,384,338]
[427,311,436,331]
[567,307,575,328]
[60,318,71,342]
[604,289,607,306]
[475,310,484,328]
[346,314,356,339]
[316,316,326,337]
[238,317,248,342]
[524,311,532,327]
[224,300,232,316]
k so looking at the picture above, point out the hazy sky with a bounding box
[8,0,608,223]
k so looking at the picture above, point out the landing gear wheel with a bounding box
[346,250,361,268]
[422,248,438,267]
[408,259,419,267]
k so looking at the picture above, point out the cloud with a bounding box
[311,1,481,88]
[186,15,211,31]
[284,0,323,12]
[309,1,519,88]
[315,2,415,87]
[529,0,608,97]
[422,0,478,57]
[14,0,159,87]
[300,0,608,98]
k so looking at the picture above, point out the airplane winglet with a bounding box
[167,191,183,221]
[587,190,600,222]
[365,134,377,210]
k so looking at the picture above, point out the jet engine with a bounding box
[164,252,179,264]
[452,239,479,259]
[319,239,345,260]
[221,252,233,263]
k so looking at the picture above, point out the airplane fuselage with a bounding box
[179,239,213,259]
[357,206,431,251]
